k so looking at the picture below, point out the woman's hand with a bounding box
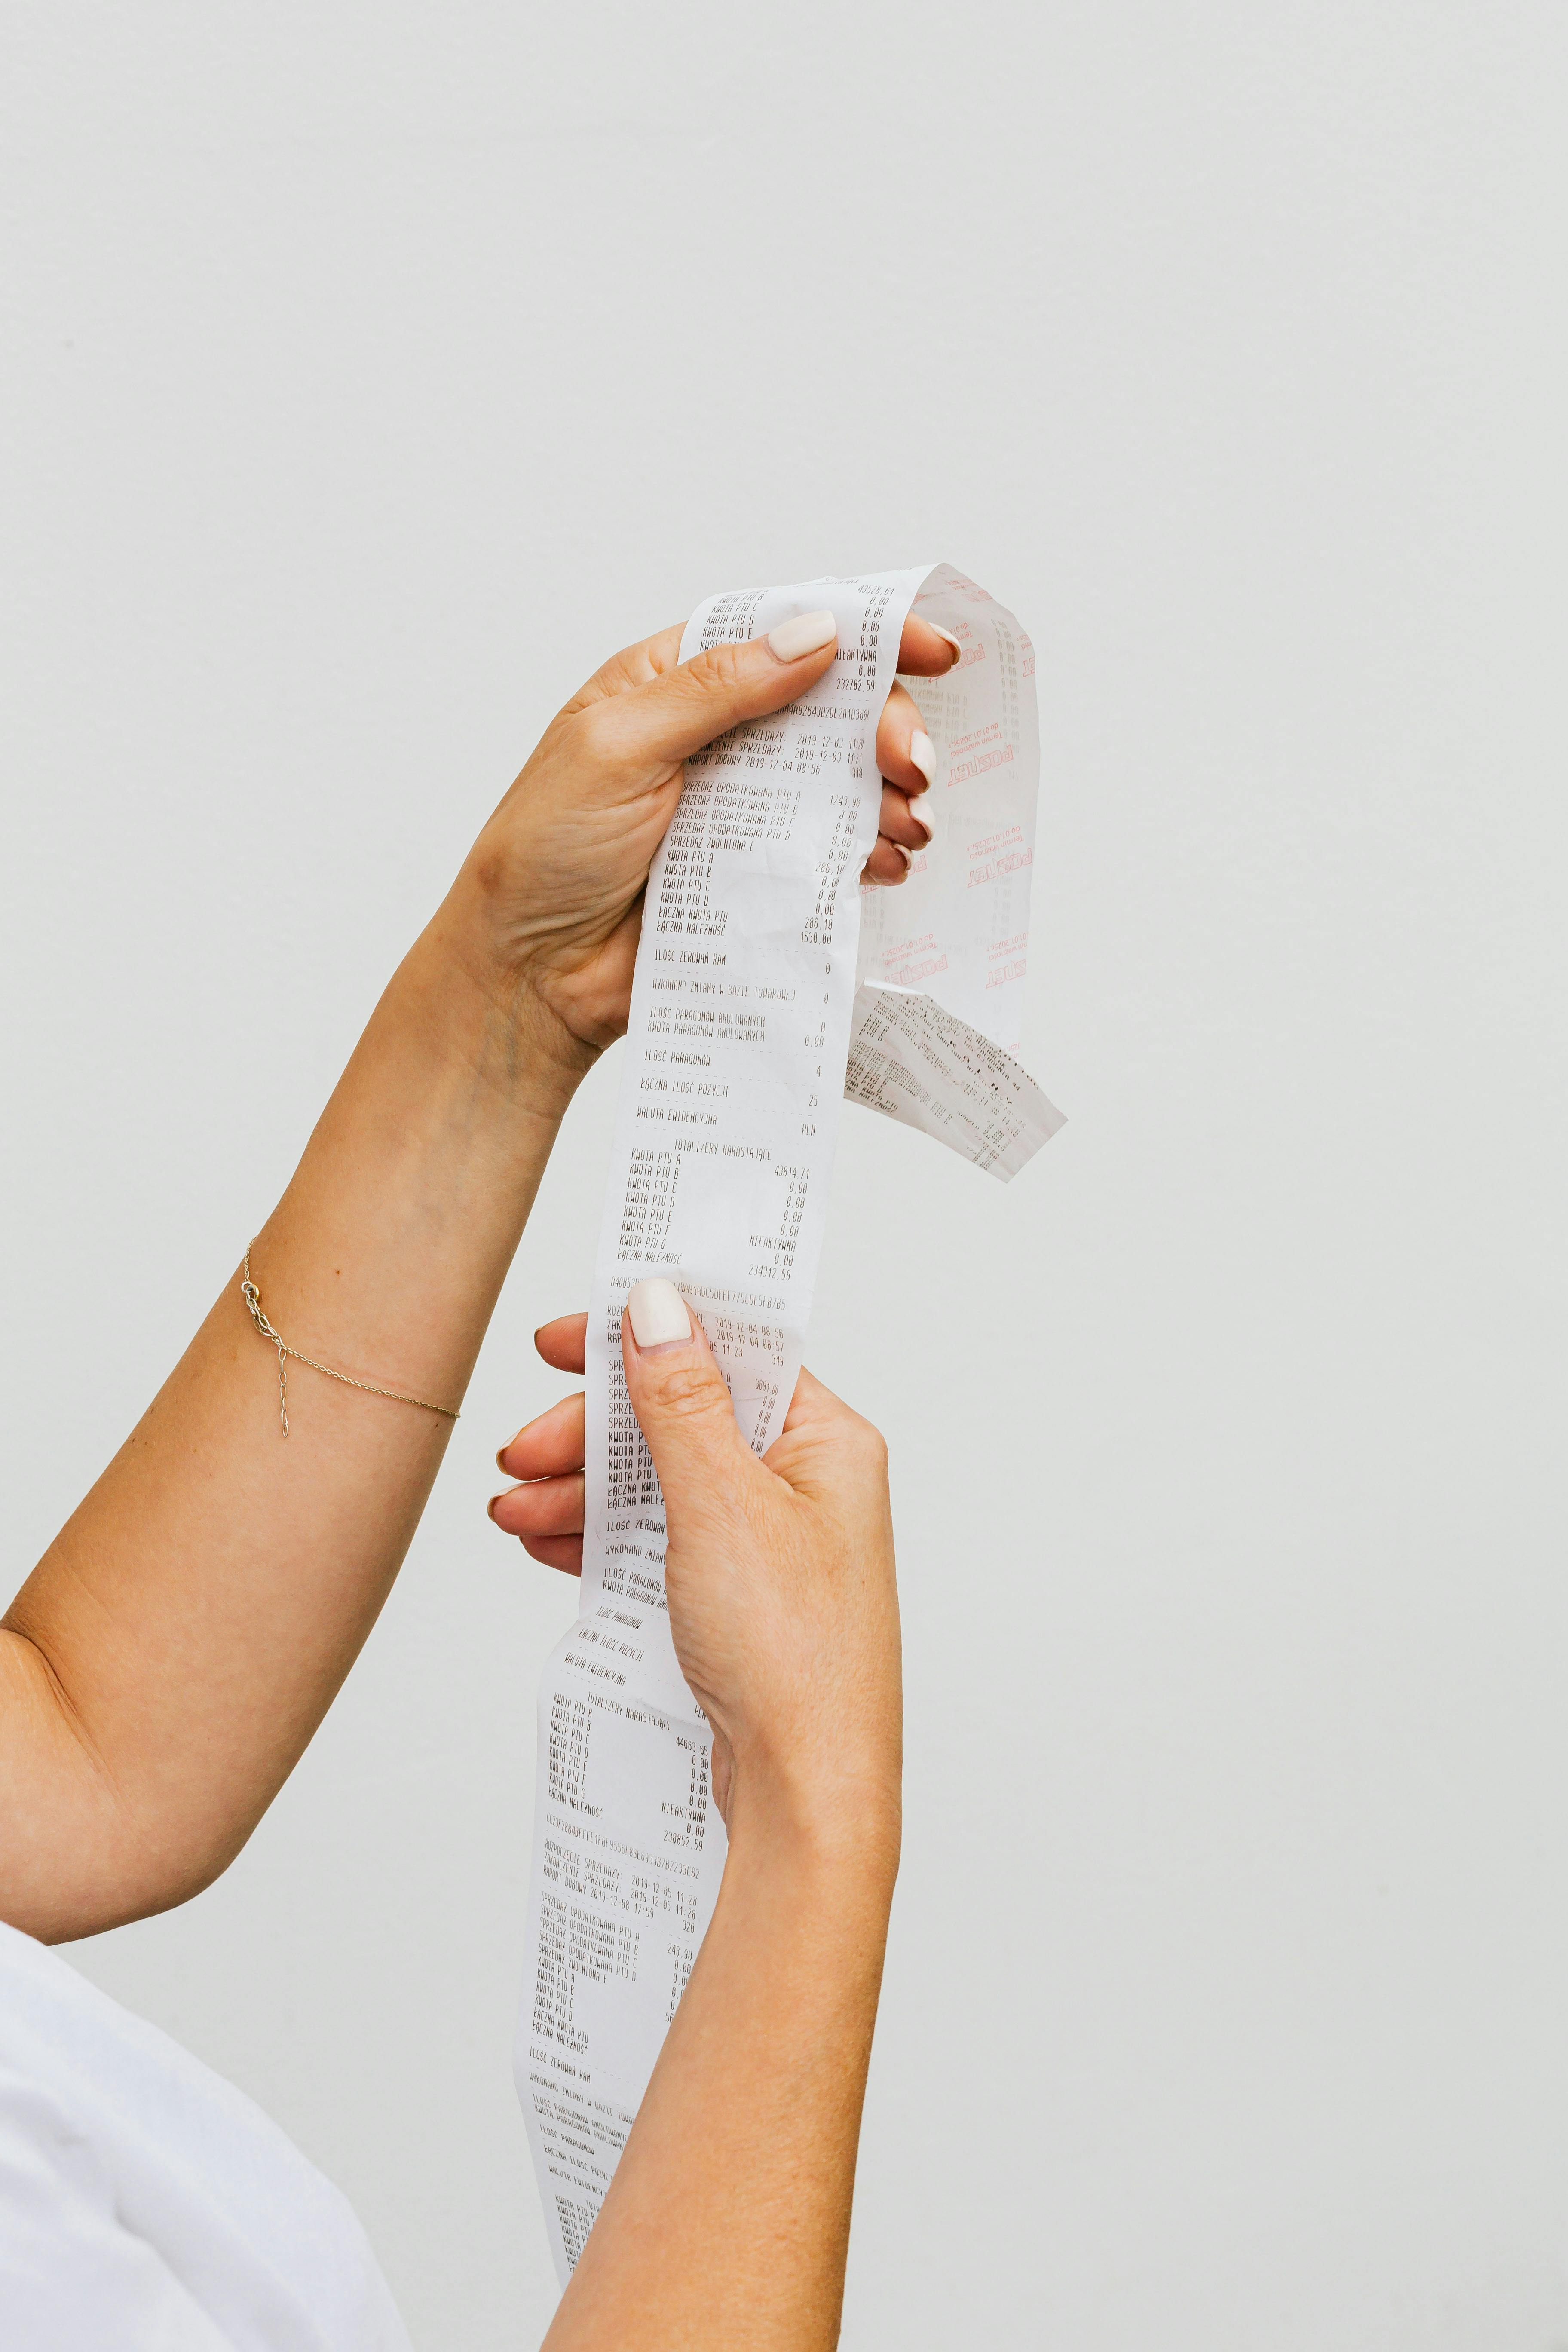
[493,1283,901,1849]
[518,1284,901,2351]
[438,611,957,1066]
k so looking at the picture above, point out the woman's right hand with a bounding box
[493,1281,903,1860]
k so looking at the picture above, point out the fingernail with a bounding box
[487,1493,503,1522]
[628,1276,692,1349]
[909,729,936,789]
[766,609,838,663]
[893,841,913,873]
[495,1444,511,1471]
[928,624,963,666]
[910,797,935,843]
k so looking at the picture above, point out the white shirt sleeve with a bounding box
[0,1923,414,2352]
[0,2069,236,2351]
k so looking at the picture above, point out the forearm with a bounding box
[545,1780,899,2352]
[0,894,589,1940]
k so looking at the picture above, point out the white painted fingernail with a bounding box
[928,624,963,665]
[909,729,937,789]
[893,841,913,873]
[766,609,838,663]
[628,1277,692,1349]
[910,796,935,842]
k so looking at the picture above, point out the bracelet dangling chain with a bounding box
[240,1244,461,1436]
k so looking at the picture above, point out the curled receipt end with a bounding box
[845,983,1064,1180]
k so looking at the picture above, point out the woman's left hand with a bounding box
[488,1313,594,1574]
[437,609,957,1070]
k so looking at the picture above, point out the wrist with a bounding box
[723,1748,902,1901]
[409,888,599,1126]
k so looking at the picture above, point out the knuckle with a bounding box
[646,1361,732,1426]
[469,836,511,910]
[843,1411,890,1475]
[682,644,757,715]
[689,640,749,699]
[573,698,631,775]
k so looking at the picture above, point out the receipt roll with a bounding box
[517,564,1059,2281]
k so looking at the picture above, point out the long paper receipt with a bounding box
[517,564,1062,2280]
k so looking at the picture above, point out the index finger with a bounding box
[536,1313,588,1374]
[897,614,963,676]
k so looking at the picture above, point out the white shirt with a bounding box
[0,1919,413,2350]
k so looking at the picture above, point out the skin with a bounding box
[542,1303,901,2352]
[0,604,948,2345]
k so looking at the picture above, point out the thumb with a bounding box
[599,610,840,773]
[621,1278,757,1512]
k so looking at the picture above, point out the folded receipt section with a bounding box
[517,565,1060,2280]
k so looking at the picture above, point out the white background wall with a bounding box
[3,5,1565,2346]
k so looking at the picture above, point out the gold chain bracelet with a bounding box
[240,1245,461,1436]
